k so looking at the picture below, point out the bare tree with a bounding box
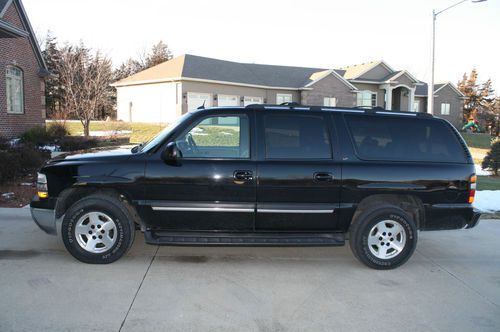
[57,43,113,136]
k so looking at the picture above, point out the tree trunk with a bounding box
[83,120,90,137]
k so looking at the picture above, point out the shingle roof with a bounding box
[113,54,346,89]
[340,60,383,79]
[415,83,446,96]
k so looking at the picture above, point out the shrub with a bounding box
[47,122,69,139]
[0,136,9,150]
[482,139,500,176]
[58,136,98,151]
[0,146,50,183]
[20,126,53,146]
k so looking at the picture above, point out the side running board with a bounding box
[144,231,345,246]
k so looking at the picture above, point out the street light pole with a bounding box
[427,0,486,115]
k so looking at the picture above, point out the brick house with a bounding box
[113,55,465,128]
[0,0,47,138]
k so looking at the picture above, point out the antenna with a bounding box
[197,100,206,110]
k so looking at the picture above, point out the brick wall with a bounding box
[0,2,45,138]
[300,74,356,107]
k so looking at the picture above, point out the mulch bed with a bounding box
[0,174,37,208]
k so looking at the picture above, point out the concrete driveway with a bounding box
[1,208,499,332]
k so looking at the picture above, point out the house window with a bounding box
[441,103,450,115]
[187,92,211,112]
[244,96,263,106]
[413,101,420,112]
[6,66,24,114]
[276,93,292,104]
[357,91,376,107]
[218,94,239,107]
[323,97,337,107]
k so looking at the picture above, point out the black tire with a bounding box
[61,193,135,264]
[349,205,417,269]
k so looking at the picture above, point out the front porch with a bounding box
[381,84,416,112]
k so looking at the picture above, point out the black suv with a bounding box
[30,104,480,269]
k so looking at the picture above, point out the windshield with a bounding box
[141,112,192,152]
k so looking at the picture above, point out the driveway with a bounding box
[1,208,499,332]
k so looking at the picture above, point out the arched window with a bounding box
[6,66,24,114]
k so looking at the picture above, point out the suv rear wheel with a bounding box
[61,193,135,264]
[349,205,417,269]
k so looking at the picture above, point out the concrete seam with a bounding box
[416,248,499,308]
[118,245,160,332]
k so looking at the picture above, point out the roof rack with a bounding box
[244,103,433,118]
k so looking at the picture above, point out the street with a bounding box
[1,208,499,331]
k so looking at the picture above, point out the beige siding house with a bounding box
[112,55,465,127]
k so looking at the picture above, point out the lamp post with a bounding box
[427,0,486,115]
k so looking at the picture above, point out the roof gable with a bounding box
[0,0,47,71]
[303,69,357,90]
[434,82,465,97]
[341,60,394,80]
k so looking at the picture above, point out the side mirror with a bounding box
[161,142,182,165]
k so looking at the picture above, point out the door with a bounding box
[256,112,341,231]
[143,111,256,231]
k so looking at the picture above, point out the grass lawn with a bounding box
[477,175,500,191]
[461,132,494,149]
[62,121,166,144]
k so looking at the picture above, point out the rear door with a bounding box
[255,111,341,231]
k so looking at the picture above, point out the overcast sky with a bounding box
[24,0,499,91]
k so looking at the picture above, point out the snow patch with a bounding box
[475,164,491,176]
[474,191,500,213]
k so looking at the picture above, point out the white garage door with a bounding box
[218,94,239,107]
[244,96,263,106]
[188,92,212,112]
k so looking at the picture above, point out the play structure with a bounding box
[462,110,481,132]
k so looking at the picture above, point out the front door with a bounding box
[143,111,256,231]
[255,112,341,231]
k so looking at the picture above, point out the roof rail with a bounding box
[244,103,434,118]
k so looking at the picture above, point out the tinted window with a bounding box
[345,115,466,163]
[176,115,250,159]
[264,114,332,159]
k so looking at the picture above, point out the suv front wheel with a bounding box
[349,205,417,269]
[61,193,135,264]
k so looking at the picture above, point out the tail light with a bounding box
[468,175,476,204]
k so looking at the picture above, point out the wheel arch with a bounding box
[55,187,142,227]
[351,194,424,230]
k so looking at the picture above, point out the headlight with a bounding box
[37,172,48,198]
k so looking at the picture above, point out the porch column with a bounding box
[382,84,392,110]
[408,87,416,112]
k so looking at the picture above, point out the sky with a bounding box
[23,0,500,91]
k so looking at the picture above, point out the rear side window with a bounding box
[264,114,332,159]
[345,115,466,163]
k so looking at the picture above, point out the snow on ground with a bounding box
[85,130,132,137]
[475,164,491,176]
[474,191,500,213]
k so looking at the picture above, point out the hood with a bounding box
[49,147,134,163]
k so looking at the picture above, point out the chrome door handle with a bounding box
[233,170,253,184]
[314,172,333,182]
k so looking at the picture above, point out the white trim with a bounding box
[386,70,420,83]
[303,69,358,90]
[112,76,312,91]
[0,0,13,17]
[322,108,364,113]
[434,82,465,97]
[347,60,395,80]
[152,207,254,212]
[257,209,334,214]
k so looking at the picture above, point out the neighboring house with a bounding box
[113,55,465,127]
[0,0,47,138]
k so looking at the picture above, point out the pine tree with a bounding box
[144,40,173,68]
[457,69,496,125]
[41,31,64,119]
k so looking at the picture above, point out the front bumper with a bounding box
[30,207,57,235]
